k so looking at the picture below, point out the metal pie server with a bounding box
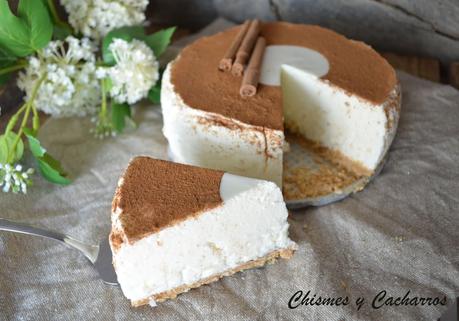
[0,218,118,285]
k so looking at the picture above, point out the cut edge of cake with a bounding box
[162,63,285,187]
[281,64,402,175]
[161,21,401,193]
[110,157,297,306]
[132,247,295,307]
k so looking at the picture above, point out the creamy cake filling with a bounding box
[259,45,329,85]
[110,157,296,305]
[162,64,284,187]
[260,45,397,173]
[162,22,399,191]
[168,22,396,128]
[281,64,393,173]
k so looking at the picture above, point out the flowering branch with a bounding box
[7,73,47,163]
[91,77,115,139]
[0,0,174,195]
[101,78,108,115]
[0,61,28,76]
[46,0,72,31]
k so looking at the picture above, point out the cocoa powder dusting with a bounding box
[171,25,283,130]
[262,23,396,104]
[114,157,224,243]
[171,22,396,131]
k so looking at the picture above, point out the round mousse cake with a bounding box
[161,21,400,191]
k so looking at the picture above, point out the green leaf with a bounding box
[37,156,71,185]
[0,132,24,164]
[52,24,71,40]
[104,77,113,93]
[148,83,161,104]
[0,1,32,57]
[111,103,131,133]
[17,0,53,51]
[102,26,145,65]
[37,0,74,40]
[24,129,70,185]
[0,46,18,84]
[144,27,176,57]
[24,128,44,157]
[0,73,10,85]
[102,26,175,65]
[0,46,16,67]
[0,0,53,57]
[0,136,7,164]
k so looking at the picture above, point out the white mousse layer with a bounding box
[162,44,399,184]
[112,173,296,303]
[281,64,399,172]
[260,45,329,86]
[162,64,284,186]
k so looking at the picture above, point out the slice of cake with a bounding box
[109,157,297,306]
[161,22,400,189]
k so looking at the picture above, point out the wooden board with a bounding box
[449,62,459,89]
[381,52,441,82]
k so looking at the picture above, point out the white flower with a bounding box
[61,0,149,40]
[0,163,34,194]
[89,115,117,139]
[101,38,159,105]
[17,36,101,118]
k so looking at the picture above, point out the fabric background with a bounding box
[0,19,458,321]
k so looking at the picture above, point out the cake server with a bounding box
[0,218,118,285]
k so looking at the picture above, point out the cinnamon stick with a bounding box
[218,20,251,71]
[240,37,266,97]
[232,20,261,77]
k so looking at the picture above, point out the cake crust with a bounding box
[131,247,296,307]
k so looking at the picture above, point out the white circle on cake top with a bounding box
[259,45,329,86]
[219,173,261,201]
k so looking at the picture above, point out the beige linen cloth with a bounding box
[0,19,458,321]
